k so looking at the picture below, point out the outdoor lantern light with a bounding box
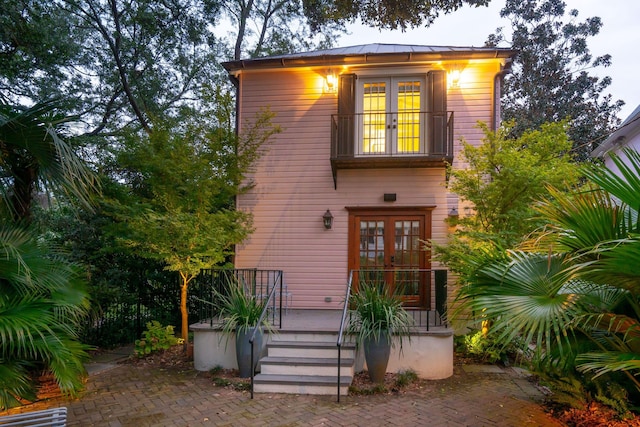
[323,209,333,230]
[447,61,467,89]
[325,70,337,93]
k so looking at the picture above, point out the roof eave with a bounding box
[222,49,518,73]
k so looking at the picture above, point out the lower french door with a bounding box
[348,208,432,308]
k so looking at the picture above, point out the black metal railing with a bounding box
[249,277,280,399]
[336,269,355,403]
[330,111,454,160]
[194,268,284,329]
[335,268,448,402]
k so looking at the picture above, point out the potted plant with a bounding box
[348,281,414,383]
[215,279,273,378]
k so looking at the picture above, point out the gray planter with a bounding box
[235,327,263,378]
[363,335,391,383]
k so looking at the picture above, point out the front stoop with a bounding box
[253,332,356,395]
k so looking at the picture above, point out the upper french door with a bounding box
[356,77,425,156]
[348,208,432,307]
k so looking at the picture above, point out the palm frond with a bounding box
[576,351,640,378]
[584,148,640,211]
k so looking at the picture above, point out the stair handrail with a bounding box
[249,270,282,399]
[336,269,354,402]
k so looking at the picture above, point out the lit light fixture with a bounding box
[325,70,337,93]
[447,61,467,89]
[449,69,461,88]
[323,209,334,230]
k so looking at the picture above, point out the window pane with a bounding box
[397,81,421,153]
[362,83,386,154]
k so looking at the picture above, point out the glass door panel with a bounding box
[396,81,421,154]
[362,82,387,154]
[350,212,429,307]
[394,220,421,303]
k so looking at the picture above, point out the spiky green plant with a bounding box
[0,225,91,410]
[348,281,414,349]
[213,277,273,338]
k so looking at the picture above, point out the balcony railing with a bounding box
[330,111,454,188]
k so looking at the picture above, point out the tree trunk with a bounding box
[180,278,188,353]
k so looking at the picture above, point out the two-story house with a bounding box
[223,44,515,310]
[192,44,516,394]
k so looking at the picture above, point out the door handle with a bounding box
[390,255,395,266]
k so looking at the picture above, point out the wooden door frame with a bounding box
[346,206,434,308]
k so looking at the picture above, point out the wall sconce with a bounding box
[323,209,334,230]
[325,69,337,93]
[447,62,467,89]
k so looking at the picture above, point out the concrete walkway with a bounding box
[0,347,563,426]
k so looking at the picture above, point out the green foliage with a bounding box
[303,0,490,31]
[348,281,414,349]
[394,369,418,388]
[105,91,280,347]
[0,225,91,410]
[214,278,273,337]
[434,120,578,283]
[487,0,623,160]
[0,100,99,222]
[454,148,640,414]
[463,331,504,364]
[134,321,179,357]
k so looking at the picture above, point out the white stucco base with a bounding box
[190,322,269,371]
[191,323,237,371]
[192,321,453,379]
[383,330,454,379]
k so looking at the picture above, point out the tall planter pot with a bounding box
[235,327,263,378]
[363,335,391,383]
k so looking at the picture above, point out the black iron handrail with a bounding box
[336,270,355,403]
[249,270,283,399]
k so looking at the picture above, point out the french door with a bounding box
[357,77,425,156]
[348,208,432,307]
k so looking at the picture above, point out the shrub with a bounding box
[134,321,179,357]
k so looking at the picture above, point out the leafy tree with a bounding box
[486,0,623,161]
[107,89,280,350]
[0,100,98,222]
[435,120,578,280]
[0,0,86,104]
[455,149,640,414]
[206,0,345,61]
[303,0,491,31]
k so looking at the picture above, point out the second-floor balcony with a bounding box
[330,111,453,187]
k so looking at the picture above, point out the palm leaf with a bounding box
[459,251,584,356]
[584,147,640,211]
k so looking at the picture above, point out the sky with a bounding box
[336,0,640,121]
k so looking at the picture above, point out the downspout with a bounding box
[492,64,511,131]
[229,73,241,265]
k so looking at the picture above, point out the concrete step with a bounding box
[253,374,352,395]
[260,356,355,376]
[266,340,356,359]
[272,330,356,344]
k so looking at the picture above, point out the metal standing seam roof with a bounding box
[222,43,517,72]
